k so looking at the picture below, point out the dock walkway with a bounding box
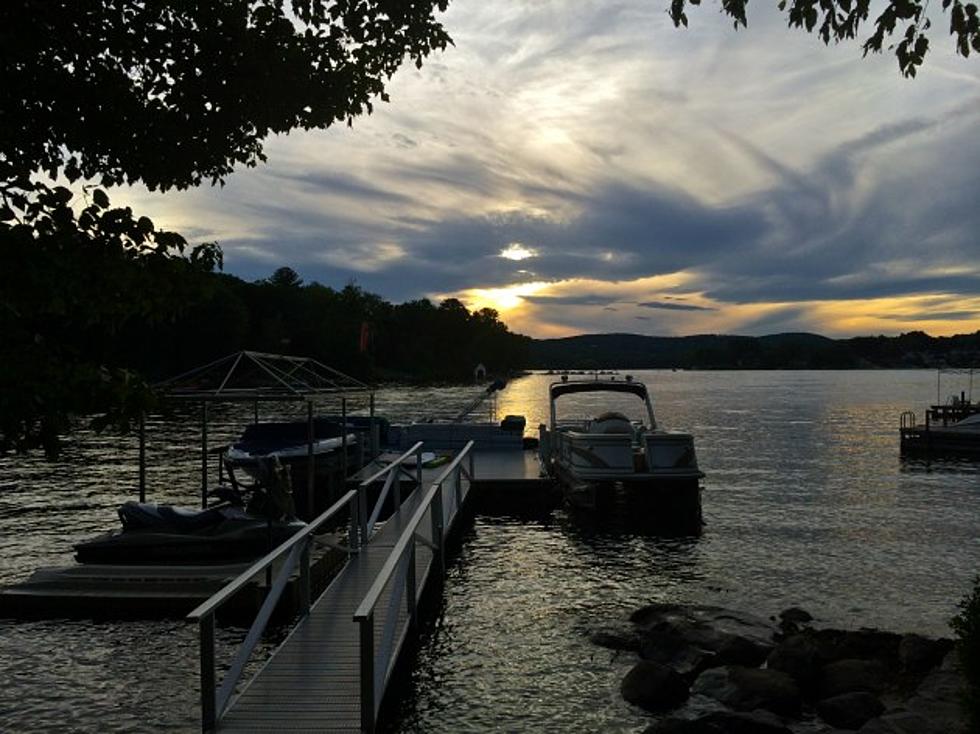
[215,459,471,733]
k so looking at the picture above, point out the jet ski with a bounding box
[74,460,305,566]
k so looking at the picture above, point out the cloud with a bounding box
[109,0,980,339]
[524,294,619,306]
[637,301,717,312]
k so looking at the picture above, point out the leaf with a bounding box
[92,189,110,209]
[0,205,14,221]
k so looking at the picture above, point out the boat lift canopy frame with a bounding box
[935,367,976,405]
[137,351,376,510]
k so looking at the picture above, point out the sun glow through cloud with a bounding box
[499,242,538,261]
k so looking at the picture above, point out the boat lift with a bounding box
[150,351,376,517]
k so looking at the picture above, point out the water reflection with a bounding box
[2,370,979,733]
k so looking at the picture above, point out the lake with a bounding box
[1,370,977,732]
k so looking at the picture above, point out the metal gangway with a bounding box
[187,440,475,732]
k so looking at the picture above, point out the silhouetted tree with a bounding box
[671,0,979,77]
[0,1,452,454]
[0,1,451,192]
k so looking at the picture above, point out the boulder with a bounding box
[637,608,775,678]
[897,634,953,678]
[644,710,792,734]
[631,602,689,626]
[902,661,967,733]
[812,629,901,664]
[816,692,885,729]
[713,635,773,668]
[692,665,801,717]
[767,634,822,693]
[820,658,888,698]
[621,660,690,712]
[856,711,943,734]
[589,624,641,653]
[780,607,814,624]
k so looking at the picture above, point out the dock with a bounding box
[900,401,980,455]
[189,439,552,732]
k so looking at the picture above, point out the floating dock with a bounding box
[900,401,980,456]
[190,440,555,733]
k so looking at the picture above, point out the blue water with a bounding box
[1,370,978,732]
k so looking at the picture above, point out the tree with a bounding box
[0,1,451,454]
[0,1,451,192]
[670,0,980,77]
[268,267,304,289]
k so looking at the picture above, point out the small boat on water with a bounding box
[74,463,305,565]
[538,375,703,527]
[225,418,360,481]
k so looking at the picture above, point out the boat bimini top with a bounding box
[548,378,656,431]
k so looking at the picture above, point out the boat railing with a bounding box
[353,440,475,733]
[187,488,361,732]
[356,441,425,544]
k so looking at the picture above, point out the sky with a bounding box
[120,0,980,339]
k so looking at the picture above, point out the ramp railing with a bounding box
[356,441,424,543]
[187,490,361,732]
[353,440,475,733]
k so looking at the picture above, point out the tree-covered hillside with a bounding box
[528,331,980,369]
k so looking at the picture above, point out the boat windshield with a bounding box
[551,382,653,428]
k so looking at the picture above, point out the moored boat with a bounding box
[538,375,703,528]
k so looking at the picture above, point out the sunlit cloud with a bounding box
[499,242,538,261]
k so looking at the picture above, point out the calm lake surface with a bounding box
[1,370,978,732]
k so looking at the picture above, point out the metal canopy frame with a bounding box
[936,367,977,405]
[136,352,377,511]
[156,350,370,402]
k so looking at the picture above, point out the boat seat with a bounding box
[588,411,633,435]
[118,501,229,532]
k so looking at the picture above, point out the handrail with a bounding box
[353,440,475,732]
[353,442,473,620]
[358,441,424,487]
[190,487,362,732]
[188,489,357,621]
[357,441,424,544]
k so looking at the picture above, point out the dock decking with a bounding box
[214,457,474,733]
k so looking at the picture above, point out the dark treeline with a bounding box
[117,266,531,383]
[529,331,980,369]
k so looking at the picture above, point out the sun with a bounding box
[448,281,549,313]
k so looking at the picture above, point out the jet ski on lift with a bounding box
[74,458,306,565]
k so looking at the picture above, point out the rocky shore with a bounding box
[591,603,966,733]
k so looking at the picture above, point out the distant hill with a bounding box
[527,331,980,369]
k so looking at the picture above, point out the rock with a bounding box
[897,634,953,678]
[902,662,967,733]
[621,660,690,712]
[820,658,888,698]
[692,665,802,717]
[767,634,822,693]
[589,624,641,652]
[816,692,885,729]
[856,711,943,734]
[631,602,688,626]
[812,629,901,664]
[644,710,793,734]
[714,634,773,668]
[780,607,814,624]
[638,609,775,678]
